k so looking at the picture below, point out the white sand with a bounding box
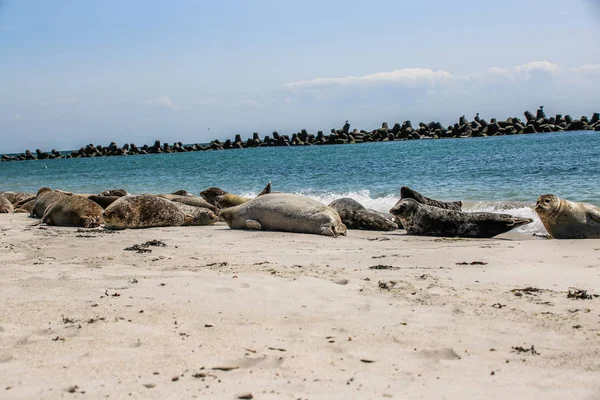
[1,213,599,399]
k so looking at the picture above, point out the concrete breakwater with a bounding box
[2,107,599,162]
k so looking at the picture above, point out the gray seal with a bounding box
[390,198,532,238]
[220,193,347,237]
[400,186,463,210]
[40,195,104,228]
[328,198,398,231]
[102,195,193,230]
[534,194,600,239]
[14,199,36,213]
[0,192,36,206]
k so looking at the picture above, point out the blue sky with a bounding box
[1,0,599,152]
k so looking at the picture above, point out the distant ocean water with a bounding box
[1,130,598,235]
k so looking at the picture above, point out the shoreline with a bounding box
[2,108,599,161]
[1,213,599,399]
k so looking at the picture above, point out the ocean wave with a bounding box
[240,190,547,236]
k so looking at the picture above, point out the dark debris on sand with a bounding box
[124,240,167,253]
[567,288,598,300]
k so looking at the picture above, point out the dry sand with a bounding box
[0,213,599,399]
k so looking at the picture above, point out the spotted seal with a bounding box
[173,203,219,226]
[156,194,217,213]
[102,195,193,230]
[328,198,398,231]
[400,186,463,210]
[390,198,532,238]
[534,194,600,239]
[40,195,104,228]
[220,193,347,237]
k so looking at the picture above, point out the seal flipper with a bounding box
[245,219,262,230]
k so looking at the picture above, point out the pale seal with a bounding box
[0,196,14,213]
[400,186,463,210]
[220,193,347,237]
[40,195,104,228]
[102,195,193,230]
[328,198,398,231]
[534,194,600,239]
[31,188,70,218]
[172,203,219,226]
[390,198,532,238]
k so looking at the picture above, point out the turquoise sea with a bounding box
[1,130,598,235]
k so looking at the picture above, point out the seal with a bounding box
[390,198,532,238]
[173,203,219,226]
[99,189,129,197]
[1,192,36,206]
[202,182,272,209]
[156,194,217,213]
[102,195,193,230]
[88,195,121,209]
[400,186,463,210]
[31,188,70,218]
[171,190,194,197]
[328,198,398,231]
[219,193,347,237]
[14,199,36,213]
[40,195,104,228]
[200,187,227,207]
[0,195,14,213]
[534,194,600,239]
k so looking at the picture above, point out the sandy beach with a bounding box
[1,213,599,399]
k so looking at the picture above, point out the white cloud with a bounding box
[569,64,600,74]
[484,61,561,81]
[14,114,22,120]
[149,96,174,109]
[284,68,454,89]
[57,97,80,104]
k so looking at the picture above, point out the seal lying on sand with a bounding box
[40,195,104,228]
[328,198,398,231]
[534,194,600,239]
[14,199,36,213]
[390,198,532,238]
[102,195,193,230]
[400,186,463,210]
[31,188,70,218]
[171,190,194,197]
[173,203,219,226]
[88,195,121,209]
[156,195,217,213]
[99,189,129,197]
[0,192,36,206]
[0,196,14,213]
[202,182,272,209]
[220,193,347,237]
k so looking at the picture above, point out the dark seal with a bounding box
[400,186,463,210]
[390,198,532,238]
[328,198,398,231]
